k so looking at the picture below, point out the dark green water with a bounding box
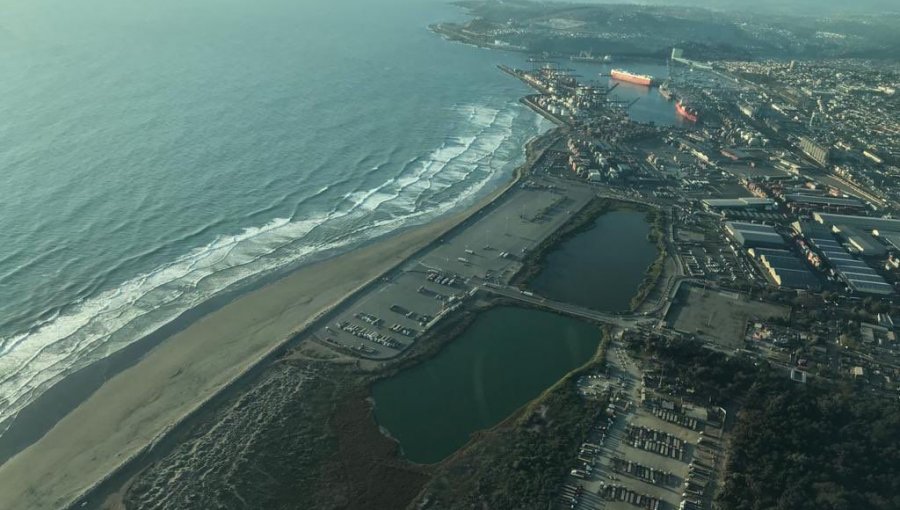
[530,209,658,312]
[372,307,600,464]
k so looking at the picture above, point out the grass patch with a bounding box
[629,206,668,311]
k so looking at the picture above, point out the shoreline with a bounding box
[104,148,650,507]
[429,23,669,62]
[0,126,560,465]
[0,127,561,510]
[0,194,508,466]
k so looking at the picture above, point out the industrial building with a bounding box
[880,233,900,252]
[813,212,900,258]
[813,213,900,234]
[725,222,786,249]
[796,220,893,295]
[798,136,830,167]
[783,194,866,212]
[833,224,888,258]
[749,248,821,290]
[702,198,775,212]
[720,147,769,162]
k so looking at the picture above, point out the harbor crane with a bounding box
[527,57,556,72]
[606,95,641,110]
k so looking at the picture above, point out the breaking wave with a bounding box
[0,102,548,431]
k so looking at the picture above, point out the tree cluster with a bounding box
[719,379,900,510]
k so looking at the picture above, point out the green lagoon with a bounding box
[372,307,600,464]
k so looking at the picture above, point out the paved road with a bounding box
[477,283,657,330]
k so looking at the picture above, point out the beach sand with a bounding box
[0,202,490,510]
[0,122,556,510]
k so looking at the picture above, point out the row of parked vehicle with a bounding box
[335,321,400,349]
[611,456,674,486]
[651,406,700,430]
[625,424,685,460]
[599,483,662,509]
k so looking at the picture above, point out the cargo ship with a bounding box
[675,100,699,123]
[609,69,655,87]
[658,81,673,100]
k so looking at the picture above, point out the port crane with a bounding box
[606,95,641,110]
[581,80,619,99]
[527,59,581,92]
[527,57,556,73]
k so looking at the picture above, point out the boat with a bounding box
[571,51,614,63]
[658,81,673,100]
[609,69,655,87]
[675,100,699,122]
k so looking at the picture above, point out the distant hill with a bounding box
[449,0,900,60]
[547,0,900,16]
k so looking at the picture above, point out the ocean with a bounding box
[0,0,552,432]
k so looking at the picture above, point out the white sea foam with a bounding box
[0,101,539,430]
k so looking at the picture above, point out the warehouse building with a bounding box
[813,213,900,234]
[798,136,830,167]
[833,224,888,258]
[796,220,893,295]
[792,219,832,240]
[725,222,786,249]
[784,194,866,212]
[749,248,821,290]
[880,233,900,252]
[703,197,776,212]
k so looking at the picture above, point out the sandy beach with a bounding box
[0,192,508,510]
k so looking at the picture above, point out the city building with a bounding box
[783,194,866,212]
[750,248,821,290]
[796,220,894,295]
[702,198,775,212]
[833,225,888,258]
[725,222,786,249]
[814,213,900,234]
[798,136,830,167]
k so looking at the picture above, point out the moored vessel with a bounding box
[675,100,699,122]
[658,81,673,100]
[609,69,655,87]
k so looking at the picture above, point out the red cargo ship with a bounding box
[675,100,699,122]
[609,69,655,87]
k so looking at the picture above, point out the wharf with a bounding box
[520,95,570,126]
[497,64,553,95]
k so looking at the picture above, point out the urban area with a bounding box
[284,42,900,509]
[49,3,900,510]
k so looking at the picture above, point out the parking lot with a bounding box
[671,211,756,285]
[667,285,789,351]
[561,339,721,510]
[311,176,595,358]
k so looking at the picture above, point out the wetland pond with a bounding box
[372,209,657,464]
[371,306,600,464]
[530,209,659,312]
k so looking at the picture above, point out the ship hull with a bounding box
[610,69,654,87]
[675,101,698,122]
